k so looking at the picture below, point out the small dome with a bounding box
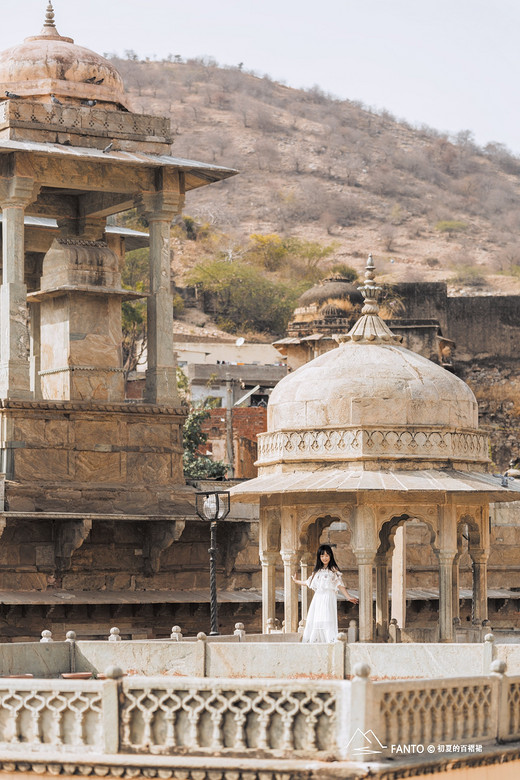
[268,342,478,432]
[0,3,128,109]
[259,255,487,471]
[298,277,364,307]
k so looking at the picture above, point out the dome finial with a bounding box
[358,253,382,316]
[44,1,56,28]
[336,253,401,345]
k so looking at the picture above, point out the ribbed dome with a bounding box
[0,3,128,109]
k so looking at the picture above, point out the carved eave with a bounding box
[0,139,237,193]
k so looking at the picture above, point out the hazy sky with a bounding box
[3,0,520,153]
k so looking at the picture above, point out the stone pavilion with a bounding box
[231,255,520,642]
[0,3,242,639]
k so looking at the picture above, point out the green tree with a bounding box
[182,407,227,479]
[187,259,299,335]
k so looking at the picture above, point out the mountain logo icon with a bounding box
[346,728,388,755]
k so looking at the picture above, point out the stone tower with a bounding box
[0,4,239,638]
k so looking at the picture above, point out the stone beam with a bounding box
[78,192,135,219]
[27,192,78,220]
[13,152,156,194]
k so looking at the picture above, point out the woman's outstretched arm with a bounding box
[291,573,306,586]
[338,584,359,604]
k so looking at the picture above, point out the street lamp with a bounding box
[195,491,230,635]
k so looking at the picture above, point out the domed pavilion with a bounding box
[231,255,520,642]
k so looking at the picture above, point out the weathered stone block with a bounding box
[15,449,69,481]
[126,453,171,484]
[74,451,121,482]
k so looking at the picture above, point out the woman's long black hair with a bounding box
[312,544,340,573]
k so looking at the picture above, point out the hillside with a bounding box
[112,55,520,296]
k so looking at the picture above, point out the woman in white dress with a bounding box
[292,544,358,643]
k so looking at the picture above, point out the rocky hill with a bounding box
[112,55,520,296]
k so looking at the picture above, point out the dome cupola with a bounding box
[0,2,129,109]
[261,255,486,472]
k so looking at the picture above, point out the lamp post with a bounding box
[195,491,230,635]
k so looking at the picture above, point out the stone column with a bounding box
[438,550,456,642]
[299,552,313,621]
[375,553,389,641]
[281,549,299,633]
[138,189,184,405]
[452,554,461,625]
[28,301,42,400]
[471,550,489,625]
[391,524,407,629]
[260,551,278,633]
[0,177,38,399]
[356,552,375,642]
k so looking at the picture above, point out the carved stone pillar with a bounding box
[0,176,38,399]
[281,549,299,633]
[438,549,456,642]
[260,551,278,633]
[452,554,461,625]
[355,551,375,642]
[471,550,489,625]
[299,552,313,622]
[375,553,389,641]
[391,524,406,629]
[28,300,42,399]
[138,188,184,405]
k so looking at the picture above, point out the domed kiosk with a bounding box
[232,255,520,642]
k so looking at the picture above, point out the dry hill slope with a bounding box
[113,55,520,294]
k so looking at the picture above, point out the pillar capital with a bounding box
[470,549,489,565]
[259,551,279,566]
[280,549,298,565]
[353,549,376,566]
[0,176,40,209]
[136,190,184,221]
[437,549,457,566]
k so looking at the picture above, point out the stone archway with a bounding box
[376,513,438,642]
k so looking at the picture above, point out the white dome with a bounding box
[258,257,487,471]
[268,341,478,432]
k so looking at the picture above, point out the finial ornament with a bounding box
[358,253,382,316]
[335,253,401,345]
[44,1,56,28]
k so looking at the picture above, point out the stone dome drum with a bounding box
[0,3,129,109]
[258,257,488,472]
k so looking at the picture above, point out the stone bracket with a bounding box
[143,519,186,575]
[55,517,93,572]
[221,522,251,576]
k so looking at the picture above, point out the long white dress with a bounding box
[302,568,344,643]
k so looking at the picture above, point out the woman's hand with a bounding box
[348,595,359,604]
[292,573,303,585]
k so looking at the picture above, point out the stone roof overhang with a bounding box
[0,139,237,191]
[230,468,520,503]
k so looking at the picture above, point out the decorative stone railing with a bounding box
[0,677,118,754]
[0,661,519,764]
[256,426,489,465]
[120,677,339,755]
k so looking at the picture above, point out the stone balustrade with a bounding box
[0,660,519,767]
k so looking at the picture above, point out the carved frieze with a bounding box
[257,426,489,465]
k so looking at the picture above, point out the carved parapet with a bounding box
[257,426,489,466]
